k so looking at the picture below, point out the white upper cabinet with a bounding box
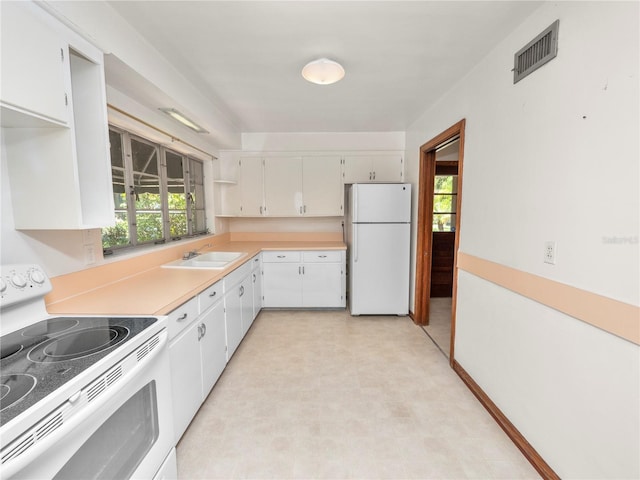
[1,1,68,126]
[240,156,265,216]
[215,151,403,218]
[1,3,114,229]
[216,155,264,216]
[302,156,343,216]
[264,156,303,216]
[343,154,404,183]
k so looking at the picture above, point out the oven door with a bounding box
[4,330,175,480]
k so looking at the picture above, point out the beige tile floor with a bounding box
[422,297,453,358]
[176,310,540,479]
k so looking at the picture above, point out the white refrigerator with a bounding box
[346,183,411,315]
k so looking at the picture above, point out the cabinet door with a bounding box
[251,268,263,320]
[302,156,343,216]
[302,263,344,307]
[343,156,372,184]
[0,1,68,125]
[371,155,404,182]
[200,301,226,398]
[217,157,241,216]
[264,156,303,216]
[224,285,243,360]
[240,156,264,216]
[169,322,202,442]
[262,263,303,307]
[240,276,253,337]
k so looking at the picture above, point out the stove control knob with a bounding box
[10,274,27,289]
[30,270,46,285]
[0,279,6,293]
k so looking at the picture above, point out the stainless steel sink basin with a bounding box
[162,251,247,269]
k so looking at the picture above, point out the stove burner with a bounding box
[0,343,23,360]
[0,374,37,411]
[22,318,79,337]
[28,326,130,363]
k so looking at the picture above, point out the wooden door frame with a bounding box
[413,119,465,365]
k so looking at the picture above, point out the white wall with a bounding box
[241,131,405,152]
[404,2,639,478]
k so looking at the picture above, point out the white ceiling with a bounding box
[107,1,542,133]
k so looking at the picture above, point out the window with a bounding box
[102,127,207,251]
[433,174,457,232]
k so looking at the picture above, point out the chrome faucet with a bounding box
[183,243,211,260]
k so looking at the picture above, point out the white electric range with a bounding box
[0,264,177,479]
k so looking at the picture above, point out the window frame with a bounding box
[103,125,208,253]
[433,163,458,233]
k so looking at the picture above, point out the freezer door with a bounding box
[349,223,410,315]
[350,183,411,223]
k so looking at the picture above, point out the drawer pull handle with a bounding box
[277,255,286,258]
[318,255,327,258]
[209,291,217,298]
[254,258,259,262]
[178,313,188,321]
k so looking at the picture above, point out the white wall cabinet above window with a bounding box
[343,154,404,183]
[1,2,114,230]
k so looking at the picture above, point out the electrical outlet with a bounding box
[544,241,556,265]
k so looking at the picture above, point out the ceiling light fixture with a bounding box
[301,58,345,85]
[159,108,209,134]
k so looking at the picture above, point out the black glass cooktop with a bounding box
[0,316,156,426]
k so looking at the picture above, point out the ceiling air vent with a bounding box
[513,20,559,84]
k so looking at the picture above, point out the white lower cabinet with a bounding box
[169,315,201,443]
[223,261,254,360]
[263,261,302,307]
[302,262,344,307]
[262,250,345,308]
[199,301,226,398]
[224,284,243,361]
[251,254,263,320]
[168,281,226,443]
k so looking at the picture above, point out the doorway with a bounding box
[413,119,465,365]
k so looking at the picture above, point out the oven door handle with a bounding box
[1,330,169,479]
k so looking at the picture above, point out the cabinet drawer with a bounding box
[262,251,301,263]
[302,250,343,263]
[250,253,261,271]
[167,297,199,341]
[223,261,252,291]
[198,280,223,313]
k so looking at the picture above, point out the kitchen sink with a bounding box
[162,251,247,269]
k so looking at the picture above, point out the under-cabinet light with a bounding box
[159,108,209,134]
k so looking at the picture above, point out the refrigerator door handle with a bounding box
[352,185,358,223]
[354,224,358,262]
